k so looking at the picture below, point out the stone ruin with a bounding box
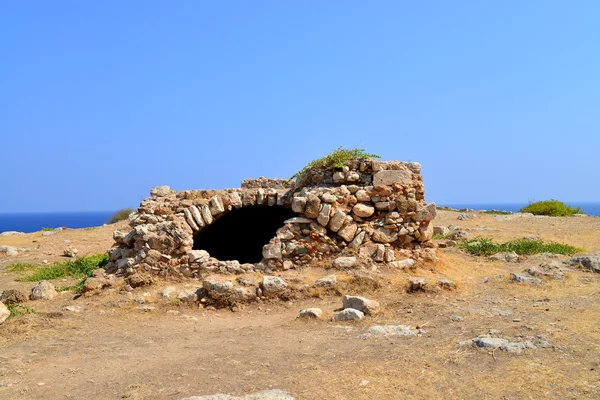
[106,159,437,285]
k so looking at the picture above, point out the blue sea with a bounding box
[441,202,600,217]
[0,211,117,233]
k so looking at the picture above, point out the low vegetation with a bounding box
[108,208,135,224]
[4,263,37,273]
[41,227,55,232]
[481,209,513,215]
[291,146,380,179]
[520,200,582,217]
[459,237,581,256]
[16,254,108,285]
[7,304,36,317]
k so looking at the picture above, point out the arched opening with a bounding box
[193,205,297,264]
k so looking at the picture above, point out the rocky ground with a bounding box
[1,210,600,399]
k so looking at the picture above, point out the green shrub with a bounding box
[459,237,580,256]
[291,146,380,180]
[108,208,135,224]
[41,227,55,232]
[4,263,37,273]
[16,253,109,284]
[519,200,582,217]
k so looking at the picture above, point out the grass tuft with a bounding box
[459,237,581,256]
[16,254,108,283]
[291,146,380,180]
[108,208,135,224]
[4,263,37,273]
[520,200,582,217]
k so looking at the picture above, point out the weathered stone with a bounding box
[332,257,357,269]
[348,231,366,249]
[343,295,380,315]
[372,170,412,186]
[262,241,282,260]
[177,290,199,303]
[352,203,375,218]
[333,308,364,321]
[314,274,337,287]
[190,206,206,228]
[304,194,321,219]
[389,259,415,269]
[489,252,519,262]
[359,325,423,339]
[510,273,542,285]
[63,305,84,313]
[291,196,307,213]
[0,302,9,325]
[448,230,469,241]
[189,250,210,263]
[0,289,27,305]
[414,203,437,222]
[338,222,358,242]
[433,226,449,236]
[184,208,200,231]
[261,276,288,293]
[438,279,456,289]
[63,247,79,258]
[418,223,434,242]
[317,204,331,226]
[284,217,312,224]
[203,276,234,294]
[30,280,58,300]
[299,308,322,319]
[229,192,242,208]
[570,255,600,273]
[127,272,153,288]
[83,277,107,293]
[371,227,398,243]
[355,189,370,202]
[150,185,172,197]
[408,277,427,291]
[321,193,337,203]
[200,205,213,225]
[328,210,346,232]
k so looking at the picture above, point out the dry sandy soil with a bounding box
[1,210,600,399]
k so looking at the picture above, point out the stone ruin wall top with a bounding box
[106,159,437,283]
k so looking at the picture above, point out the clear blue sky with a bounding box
[1,1,599,212]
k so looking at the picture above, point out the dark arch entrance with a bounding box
[193,205,297,264]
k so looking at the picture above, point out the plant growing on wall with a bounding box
[291,147,380,180]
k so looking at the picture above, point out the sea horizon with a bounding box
[1,201,599,234]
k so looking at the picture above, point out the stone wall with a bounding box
[106,159,436,284]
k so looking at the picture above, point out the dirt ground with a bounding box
[1,211,600,400]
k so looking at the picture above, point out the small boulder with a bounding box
[30,280,58,300]
[510,273,542,285]
[177,289,199,303]
[203,276,234,294]
[63,305,84,313]
[438,279,456,290]
[433,226,450,236]
[0,302,9,325]
[388,259,415,269]
[342,295,380,315]
[332,256,357,269]
[299,308,323,319]
[333,308,364,321]
[408,277,427,292]
[82,277,107,293]
[489,252,519,262]
[447,230,469,241]
[63,247,79,258]
[314,275,337,288]
[161,287,175,301]
[352,203,375,218]
[127,272,153,288]
[261,276,288,294]
[0,289,27,305]
[569,255,600,273]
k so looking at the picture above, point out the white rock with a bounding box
[150,185,172,197]
[190,206,206,228]
[180,389,295,400]
[63,305,84,312]
[343,295,380,315]
[332,256,357,269]
[177,289,199,303]
[355,190,370,202]
[161,287,175,301]
[333,308,364,321]
[262,241,282,260]
[291,197,307,213]
[359,325,423,339]
[0,302,9,325]
[261,276,288,293]
[209,196,225,216]
[328,210,347,232]
[338,222,358,242]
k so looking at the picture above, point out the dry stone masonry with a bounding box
[106,159,437,284]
